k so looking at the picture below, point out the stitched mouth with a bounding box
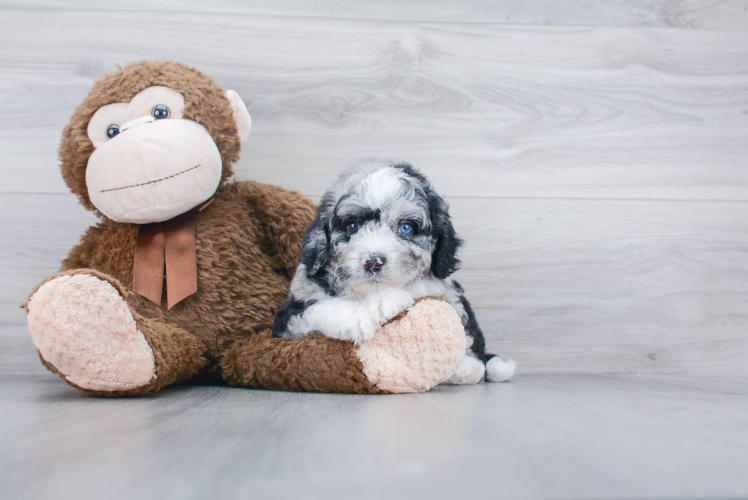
[100,164,202,193]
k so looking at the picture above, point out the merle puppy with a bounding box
[273,161,515,384]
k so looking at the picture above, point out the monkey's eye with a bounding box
[346,221,359,234]
[106,125,120,139]
[152,104,170,120]
[398,222,414,235]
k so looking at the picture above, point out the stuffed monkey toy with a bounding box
[24,61,466,396]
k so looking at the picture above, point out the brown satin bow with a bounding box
[132,200,212,309]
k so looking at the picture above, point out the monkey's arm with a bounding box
[222,297,466,394]
[221,328,385,393]
[236,181,317,277]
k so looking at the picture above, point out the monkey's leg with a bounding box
[221,298,466,394]
[26,270,208,396]
[221,329,385,394]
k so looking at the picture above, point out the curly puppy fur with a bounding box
[273,161,514,383]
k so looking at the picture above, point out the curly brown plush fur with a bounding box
[25,61,465,396]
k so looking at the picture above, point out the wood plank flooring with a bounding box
[1,373,747,500]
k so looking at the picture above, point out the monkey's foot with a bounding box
[357,298,466,393]
[27,273,156,392]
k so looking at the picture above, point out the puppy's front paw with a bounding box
[343,313,379,345]
[365,288,415,324]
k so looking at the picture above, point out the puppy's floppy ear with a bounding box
[301,193,333,276]
[301,216,329,276]
[428,189,463,279]
[392,161,463,279]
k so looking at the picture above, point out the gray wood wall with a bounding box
[2,1,747,378]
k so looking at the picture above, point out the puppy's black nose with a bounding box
[364,253,386,273]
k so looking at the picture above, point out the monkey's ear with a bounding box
[225,90,251,143]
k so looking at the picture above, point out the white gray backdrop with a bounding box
[1,1,747,379]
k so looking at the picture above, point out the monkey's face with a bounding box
[84,86,250,224]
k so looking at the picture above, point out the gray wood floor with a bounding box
[2,370,747,500]
[1,2,748,498]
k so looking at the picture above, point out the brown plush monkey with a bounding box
[24,61,466,396]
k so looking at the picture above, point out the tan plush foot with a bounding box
[356,298,467,393]
[27,274,156,392]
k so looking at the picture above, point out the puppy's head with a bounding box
[301,161,462,295]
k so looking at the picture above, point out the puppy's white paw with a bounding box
[364,288,415,324]
[445,354,486,385]
[343,313,380,345]
[486,357,516,382]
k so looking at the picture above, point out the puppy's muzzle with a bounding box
[363,253,386,274]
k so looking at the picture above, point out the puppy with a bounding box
[273,161,515,384]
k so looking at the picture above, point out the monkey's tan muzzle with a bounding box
[86,118,222,224]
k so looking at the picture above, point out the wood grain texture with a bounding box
[1,5,747,380]
[1,375,747,499]
[453,197,748,378]
[3,0,748,30]
[4,193,747,378]
[0,194,96,324]
[2,11,748,200]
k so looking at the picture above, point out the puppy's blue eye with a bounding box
[346,222,359,234]
[399,223,413,235]
[106,125,120,139]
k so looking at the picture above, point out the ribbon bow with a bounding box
[132,200,212,309]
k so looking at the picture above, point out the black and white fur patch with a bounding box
[272,161,515,384]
